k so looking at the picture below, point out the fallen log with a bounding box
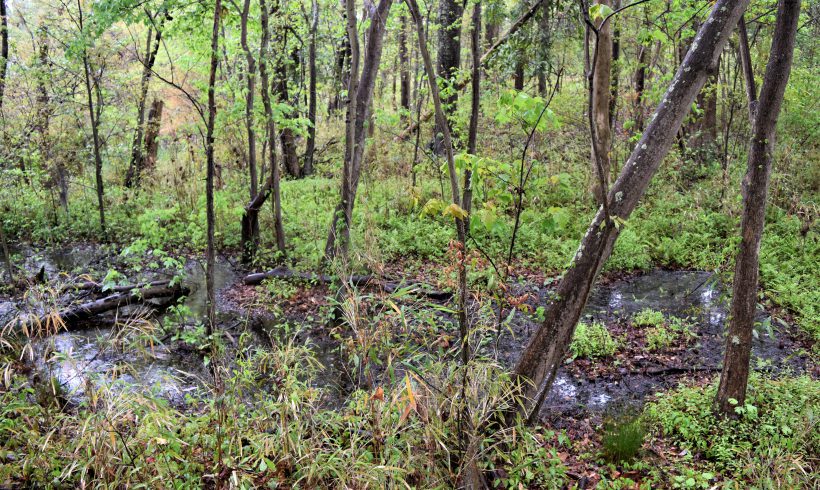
[62,279,172,294]
[45,282,188,325]
[243,266,452,301]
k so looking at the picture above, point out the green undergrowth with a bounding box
[644,374,819,488]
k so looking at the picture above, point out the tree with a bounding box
[432,0,464,153]
[304,0,319,176]
[76,0,107,237]
[324,0,392,260]
[124,10,165,189]
[241,0,286,263]
[205,0,223,332]
[587,0,613,206]
[715,0,801,416]
[511,0,750,421]
[0,0,7,111]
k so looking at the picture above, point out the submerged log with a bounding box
[243,267,452,301]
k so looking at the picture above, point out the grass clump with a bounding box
[570,321,618,359]
[645,374,819,486]
[601,415,646,463]
[634,308,665,327]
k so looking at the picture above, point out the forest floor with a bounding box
[1,241,817,488]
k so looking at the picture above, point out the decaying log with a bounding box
[243,266,452,301]
[62,279,172,294]
[46,282,187,324]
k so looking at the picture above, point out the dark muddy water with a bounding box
[2,245,812,416]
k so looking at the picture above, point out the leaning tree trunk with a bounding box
[715,0,800,416]
[512,0,750,421]
[205,0,222,333]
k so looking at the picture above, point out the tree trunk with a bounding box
[632,41,647,132]
[242,0,286,263]
[432,0,464,154]
[589,0,613,206]
[77,0,106,238]
[239,0,258,199]
[0,0,7,111]
[273,21,301,179]
[609,0,621,132]
[304,0,319,176]
[205,0,222,333]
[513,61,524,90]
[125,17,163,189]
[399,14,411,121]
[715,0,800,416]
[465,0,481,217]
[512,0,749,421]
[143,99,163,173]
[324,0,392,260]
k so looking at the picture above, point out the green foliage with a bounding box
[634,308,665,327]
[570,321,618,359]
[602,415,646,463]
[645,375,819,485]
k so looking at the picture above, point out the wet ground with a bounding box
[1,244,814,419]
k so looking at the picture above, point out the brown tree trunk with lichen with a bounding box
[589,0,613,205]
[715,0,800,416]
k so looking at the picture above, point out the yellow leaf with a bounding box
[442,203,468,220]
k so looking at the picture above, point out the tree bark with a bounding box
[465,0,480,216]
[239,0,259,199]
[512,0,749,421]
[205,0,222,333]
[304,0,319,176]
[632,41,647,132]
[432,0,464,154]
[399,13,411,120]
[715,0,800,416]
[125,16,163,189]
[142,99,163,173]
[589,0,613,206]
[273,19,301,179]
[0,0,7,111]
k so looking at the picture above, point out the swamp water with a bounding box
[2,246,811,416]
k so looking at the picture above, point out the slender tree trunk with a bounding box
[273,20,301,179]
[205,0,223,333]
[432,0,464,154]
[239,0,258,199]
[242,0,286,263]
[304,0,319,176]
[324,0,391,260]
[78,0,106,237]
[737,16,757,122]
[589,0,613,205]
[633,41,647,132]
[125,17,163,189]
[609,0,621,132]
[399,14,411,121]
[0,0,7,111]
[513,61,524,90]
[715,0,800,416]
[512,0,749,421]
[465,0,480,217]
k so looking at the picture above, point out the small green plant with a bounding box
[262,277,298,300]
[570,321,618,359]
[634,308,665,327]
[601,415,646,463]
[645,316,696,352]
